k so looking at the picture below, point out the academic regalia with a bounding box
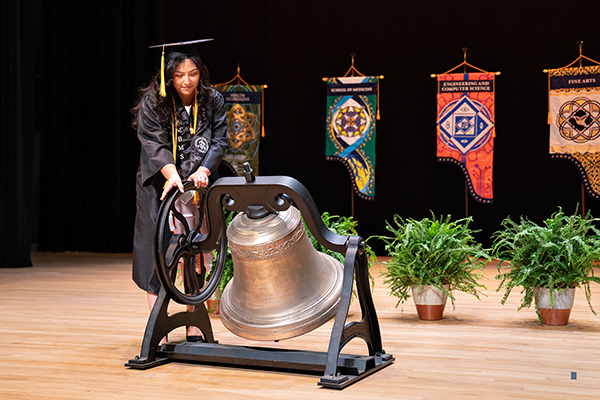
[132,87,228,294]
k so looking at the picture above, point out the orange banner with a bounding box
[436,72,495,204]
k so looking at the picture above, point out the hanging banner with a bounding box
[325,76,378,201]
[436,72,495,204]
[215,84,263,176]
[548,66,600,200]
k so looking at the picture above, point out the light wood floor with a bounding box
[2,252,600,399]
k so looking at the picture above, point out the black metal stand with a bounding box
[125,288,217,369]
[126,168,393,389]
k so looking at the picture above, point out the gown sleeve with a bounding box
[137,96,174,185]
[200,89,229,174]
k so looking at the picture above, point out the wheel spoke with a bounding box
[168,245,190,272]
[171,207,190,234]
[183,256,202,296]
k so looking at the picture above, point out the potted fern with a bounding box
[306,212,377,298]
[306,212,377,268]
[492,206,600,325]
[375,213,489,320]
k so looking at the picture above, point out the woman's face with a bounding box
[172,59,200,103]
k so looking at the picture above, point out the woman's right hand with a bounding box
[160,164,184,200]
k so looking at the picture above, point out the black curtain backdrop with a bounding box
[155,0,600,253]
[1,1,35,267]
[36,0,158,253]
[6,0,600,261]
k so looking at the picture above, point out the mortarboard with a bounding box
[149,39,214,97]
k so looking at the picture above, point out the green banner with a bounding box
[215,84,263,175]
[326,76,377,200]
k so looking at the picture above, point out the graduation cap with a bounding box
[149,39,214,97]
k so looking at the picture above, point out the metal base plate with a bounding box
[128,341,394,389]
[125,354,170,370]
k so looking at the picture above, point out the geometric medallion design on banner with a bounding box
[556,97,600,143]
[438,96,494,154]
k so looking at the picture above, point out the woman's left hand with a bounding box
[188,167,211,188]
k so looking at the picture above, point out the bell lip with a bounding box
[219,252,344,341]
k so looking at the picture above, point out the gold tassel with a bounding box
[261,86,265,137]
[192,90,198,135]
[547,73,551,125]
[172,99,177,161]
[172,119,177,161]
[492,76,496,138]
[376,78,381,120]
[160,46,167,97]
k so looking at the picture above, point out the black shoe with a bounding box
[186,335,205,342]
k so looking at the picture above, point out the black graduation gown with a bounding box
[132,88,228,294]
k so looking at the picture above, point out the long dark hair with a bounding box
[131,55,213,132]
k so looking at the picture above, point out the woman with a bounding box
[131,42,228,341]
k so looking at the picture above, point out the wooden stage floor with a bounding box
[1,252,600,399]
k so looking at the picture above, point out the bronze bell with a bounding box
[219,206,344,341]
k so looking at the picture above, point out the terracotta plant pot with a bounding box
[411,285,449,321]
[535,287,575,326]
[205,286,222,314]
[206,299,220,314]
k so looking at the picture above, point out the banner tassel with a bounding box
[376,79,381,120]
[261,86,266,137]
[547,74,551,125]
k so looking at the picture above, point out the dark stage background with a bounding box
[3,0,600,266]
